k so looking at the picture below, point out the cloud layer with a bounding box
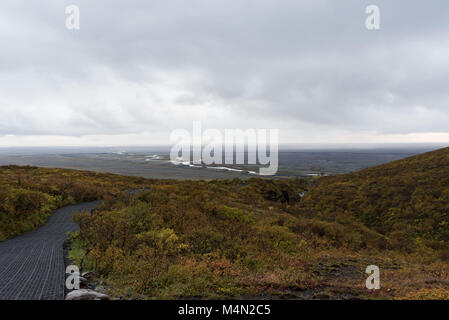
[1,0,449,145]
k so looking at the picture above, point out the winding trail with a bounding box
[0,201,99,300]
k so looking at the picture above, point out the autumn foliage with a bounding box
[70,148,449,299]
[0,165,148,241]
[3,147,449,299]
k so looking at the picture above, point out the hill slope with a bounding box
[0,166,149,241]
[70,148,449,299]
[299,146,449,252]
[3,148,449,300]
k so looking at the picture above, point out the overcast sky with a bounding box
[1,0,449,146]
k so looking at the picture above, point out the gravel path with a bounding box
[0,201,100,300]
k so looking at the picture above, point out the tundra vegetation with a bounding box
[0,166,147,241]
[3,147,449,299]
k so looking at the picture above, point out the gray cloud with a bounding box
[1,0,449,145]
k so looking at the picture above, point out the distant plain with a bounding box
[0,145,442,179]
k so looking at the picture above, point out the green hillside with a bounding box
[0,166,148,241]
[2,148,449,299]
[70,148,449,299]
[299,146,449,253]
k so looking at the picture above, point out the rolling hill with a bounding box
[70,147,449,299]
[2,147,449,299]
[299,146,449,253]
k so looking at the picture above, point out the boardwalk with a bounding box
[0,202,99,300]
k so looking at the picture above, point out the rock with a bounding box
[82,271,95,279]
[95,286,108,295]
[66,289,109,300]
[79,276,89,288]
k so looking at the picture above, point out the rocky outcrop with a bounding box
[94,286,108,295]
[65,289,109,300]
